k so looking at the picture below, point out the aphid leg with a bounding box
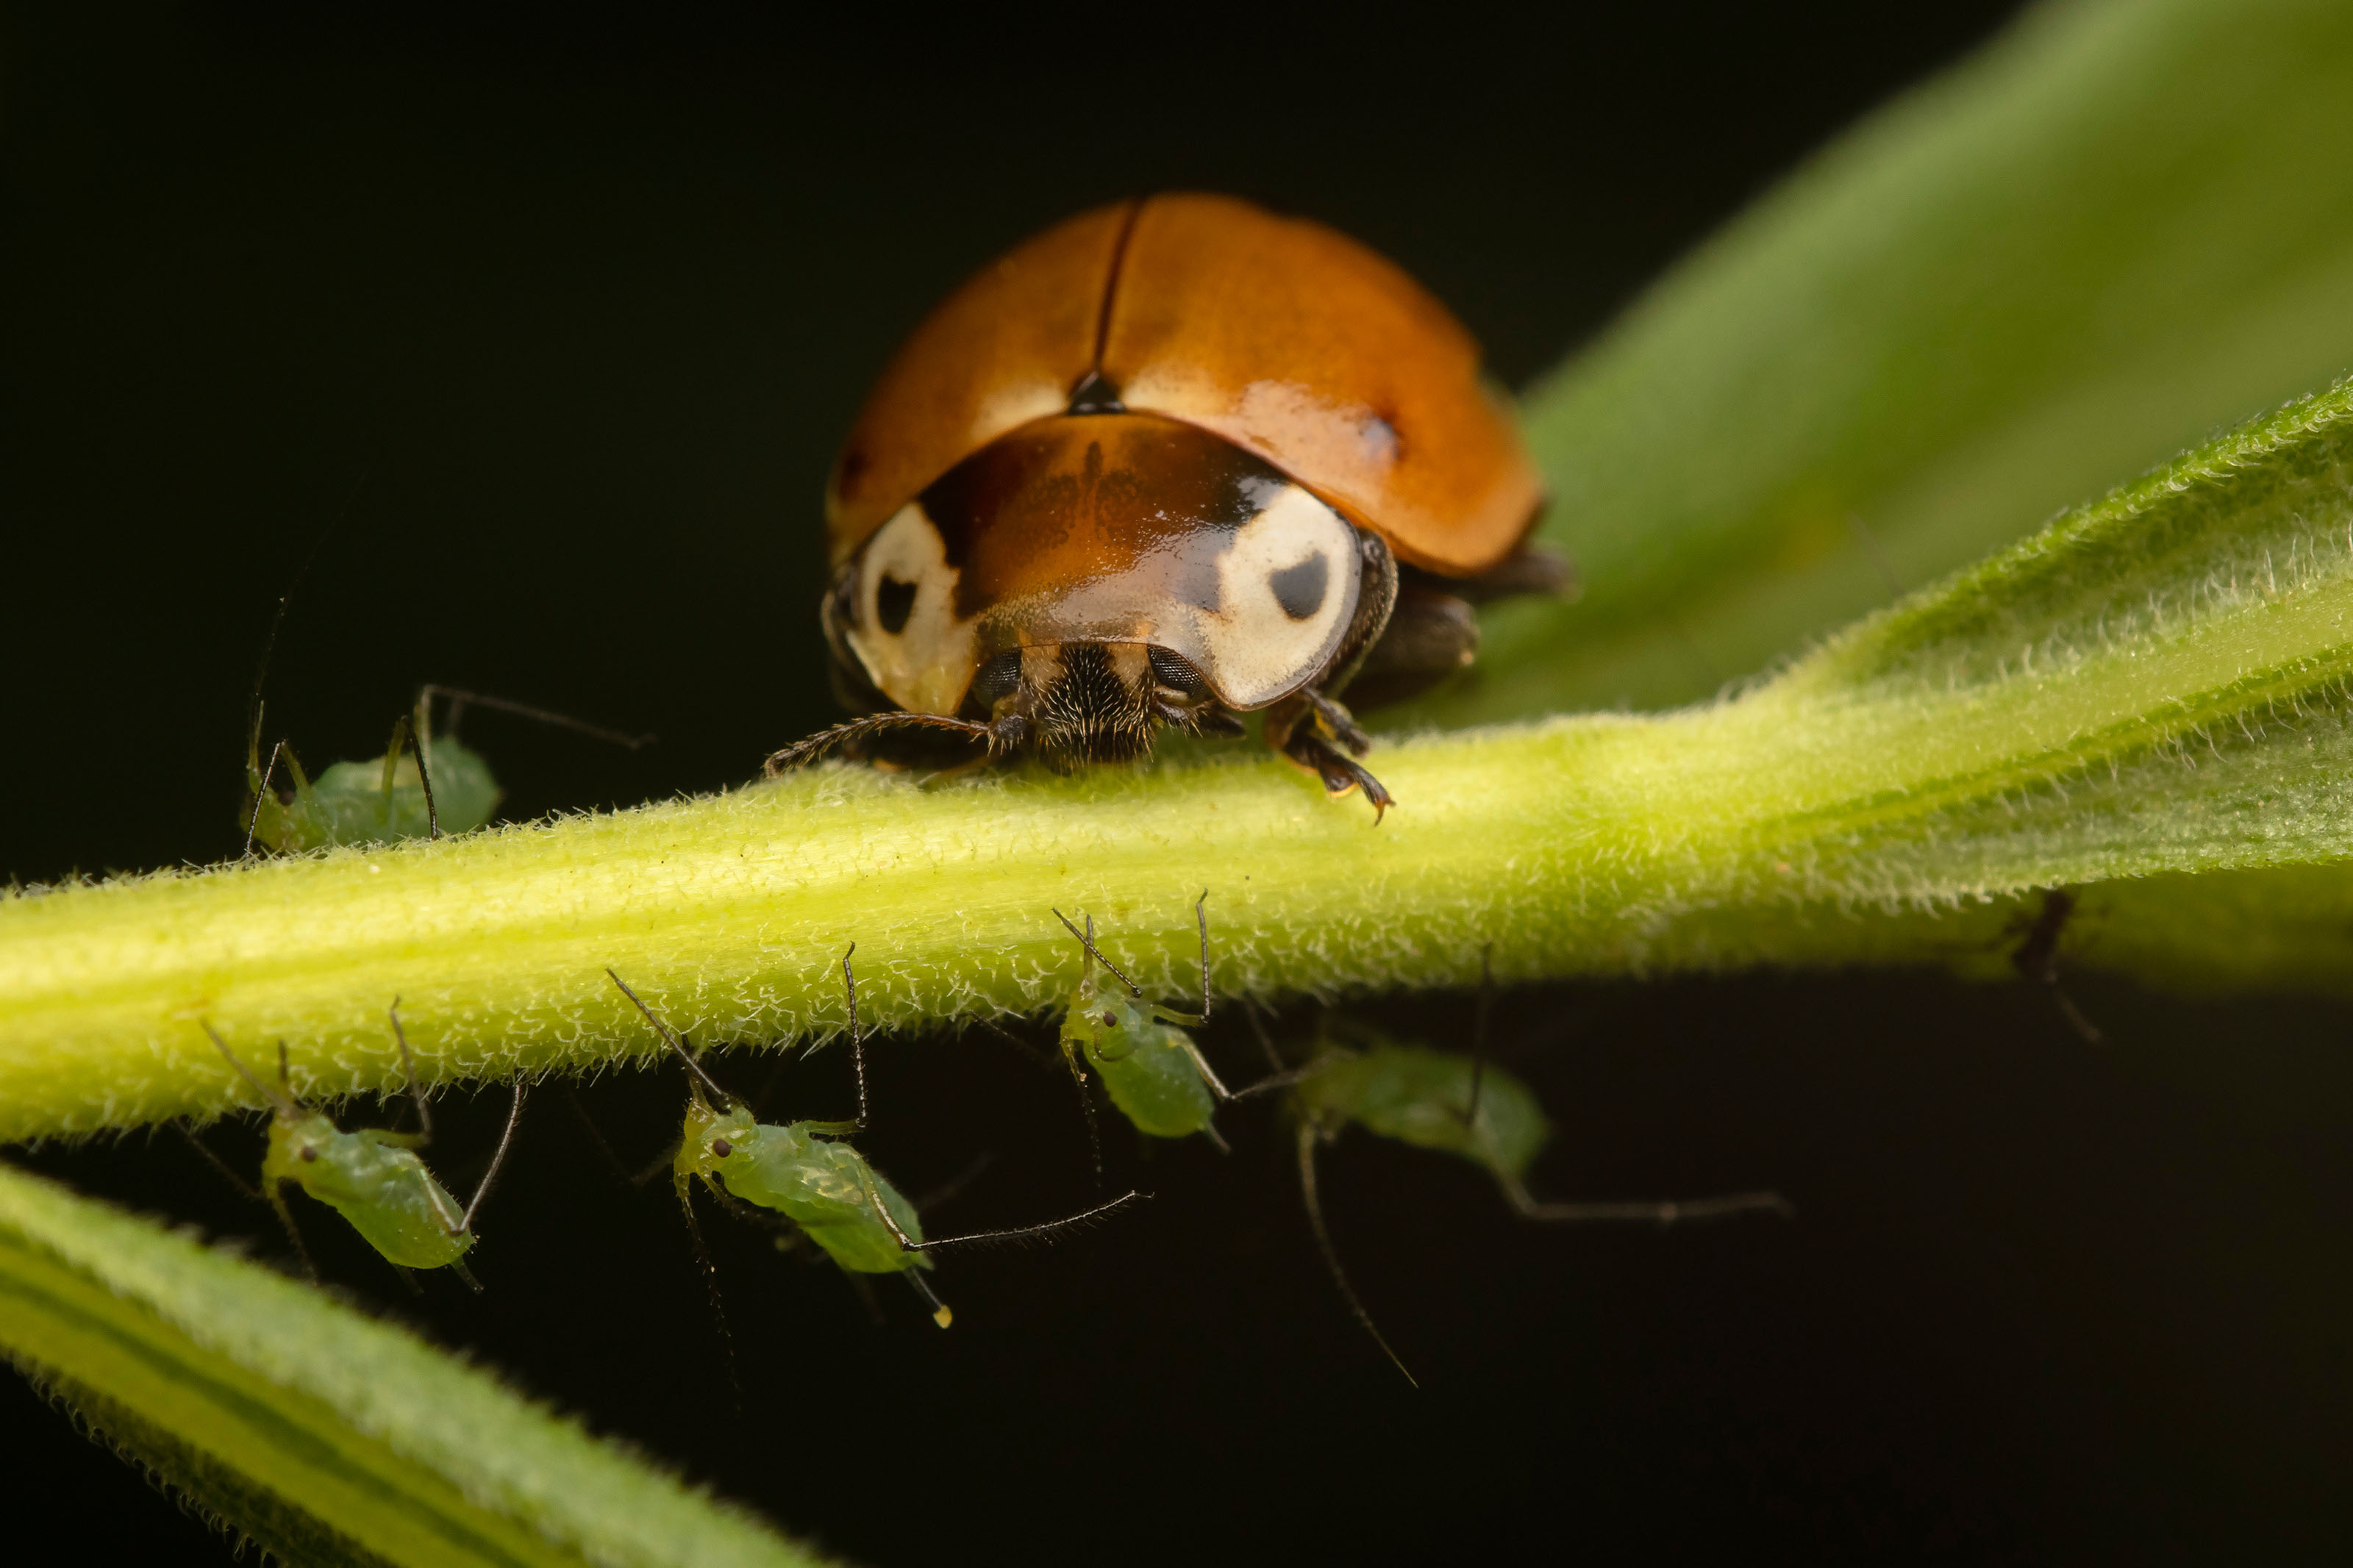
[843,1269,888,1328]
[175,1123,260,1201]
[860,1167,1146,1257]
[910,1152,996,1216]
[243,737,286,859]
[446,1259,482,1295]
[676,1178,743,1408]
[1295,1123,1415,1387]
[1068,1055,1105,1192]
[630,1138,685,1189]
[266,1182,321,1284]
[839,944,870,1133]
[1490,1164,1795,1225]
[1225,1053,1342,1102]
[416,684,654,751]
[1458,945,1495,1130]
[2012,889,2104,1044]
[276,1041,296,1103]
[456,1081,530,1235]
[406,716,440,842]
[904,1268,952,1330]
[562,1086,638,1184]
[1243,1000,1286,1073]
[386,999,435,1146]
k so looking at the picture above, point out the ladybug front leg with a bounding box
[1265,691,1393,823]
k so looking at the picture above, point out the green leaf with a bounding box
[1439,0,2353,723]
[10,378,2353,1135]
[0,1162,821,1568]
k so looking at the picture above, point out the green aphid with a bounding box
[197,1007,527,1289]
[610,949,1140,1333]
[243,695,500,853]
[1053,895,1238,1148]
[1286,1013,1793,1385]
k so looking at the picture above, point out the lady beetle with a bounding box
[768,193,1560,819]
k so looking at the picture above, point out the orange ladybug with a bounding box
[767,193,1561,819]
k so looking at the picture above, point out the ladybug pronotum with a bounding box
[767,193,1563,820]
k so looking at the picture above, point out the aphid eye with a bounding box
[1101,1012,1118,1028]
[297,1145,318,1163]
[710,1137,733,1159]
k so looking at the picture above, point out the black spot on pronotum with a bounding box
[876,574,918,635]
[711,1138,733,1159]
[1270,553,1329,620]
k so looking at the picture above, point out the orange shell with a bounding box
[824,193,1542,578]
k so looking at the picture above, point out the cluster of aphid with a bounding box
[212,702,1798,1381]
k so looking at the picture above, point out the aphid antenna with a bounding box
[1295,1124,1417,1388]
[386,999,435,1145]
[200,1022,297,1117]
[238,470,363,859]
[416,684,655,751]
[608,970,735,1107]
[1053,909,1146,998]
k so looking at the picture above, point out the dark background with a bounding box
[10,4,2352,1563]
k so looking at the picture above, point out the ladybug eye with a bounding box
[876,573,918,634]
[710,1137,734,1159]
[968,648,1022,708]
[1146,646,1208,698]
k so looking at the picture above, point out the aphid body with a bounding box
[259,1104,479,1270]
[670,1080,932,1280]
[201,1013,524,1286]
[613,954,1140,1332]
[772,193,1567,817]
[1293,1039,1548,1183]
[1054,900,1243,1145]
[248,729,499,853]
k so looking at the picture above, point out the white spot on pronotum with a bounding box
[846,503,980,715]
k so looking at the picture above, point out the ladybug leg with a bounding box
[1279,728,1393,823]
[1302,690,1371,756]
[1267,691,1392,822]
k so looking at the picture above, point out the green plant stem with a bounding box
[0,1163,819,1567]
[16,380,2353,1142]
